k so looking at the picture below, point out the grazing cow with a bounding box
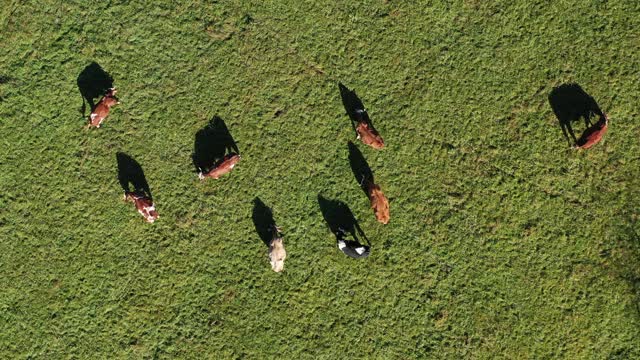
[87,88,119,128]
[269,226,287,272]
[365,179,390,224]
[336,227,370,259]
[575,113,608,149]
[124,191,158,223]
[354,110,385,149]
[198,153,240,180]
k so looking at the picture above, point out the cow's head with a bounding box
[124,192,135,202]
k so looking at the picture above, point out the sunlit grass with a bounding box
[1,0,639,358]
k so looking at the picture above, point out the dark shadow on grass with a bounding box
[116,152,152,200]
[192,116,239,173]
[549,83,604,146]
[77,62,113,116]
[338,82,380,138]
[0,75,10,102]
[317,194,369,246]
[348,141,373,196]
[339,82,365,121]
[252,197,275,247]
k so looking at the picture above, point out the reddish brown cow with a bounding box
[198,153,240,180]
[87,88,119,128]
[365,179,390,224]
[354,110,384,149]
[575,113,608,150]
[124,191,158,223]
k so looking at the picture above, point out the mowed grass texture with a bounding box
[1,0,640,358]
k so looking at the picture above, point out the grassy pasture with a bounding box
[1,0,640,358]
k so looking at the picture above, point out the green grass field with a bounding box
[2,0,640,358]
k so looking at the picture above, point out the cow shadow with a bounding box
[317,195,370,246]
[116,152,152,200]
[348,141,374,196]
[192,116,239,173]
[548,83,604,146]
[338,82,380,137]
[77,62,114,117]
[0,75,10,103]
[252,197,275,247]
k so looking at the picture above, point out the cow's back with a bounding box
[368,184,390,224]
[89,102,110,127]
[132,196,158,223]
[338,240,370,259]
[205,154,240,179]
[356,122,385,149]
[269,237,286,272]
[577,122,608,149]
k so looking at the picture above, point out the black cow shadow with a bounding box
[192,116,239,173]
[549,83,604,146]
[116,152,152,200]
[317,195,369,246]
[252,197,276,247]
[338,82,380,137]
[77,62,113,116]
[348,141,373,196]
[0,75,11,103]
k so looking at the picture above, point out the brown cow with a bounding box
[124,191,158,223]
[354,110,384,149]
[365,179,389,224]
[198,153,240,180]
[269,226,286,272]
[575,113,608,150]
[87,88,119,128]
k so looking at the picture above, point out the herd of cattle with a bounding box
[86,83,608,272]
[86,84,390,272]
